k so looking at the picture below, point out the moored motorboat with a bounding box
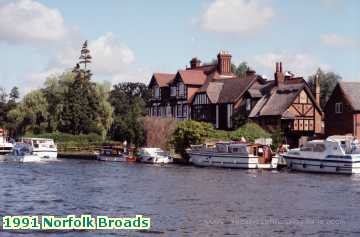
[96,146,126,162]
[4,143,41,163]
[0,128,13,157]
[17,138,57,160]
[187,142,278,169]
[138,148,173,164]
[283,136,360,174]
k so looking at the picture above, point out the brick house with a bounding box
[324,81,360,139]
[147,51,237,120]
[147,53,323,146]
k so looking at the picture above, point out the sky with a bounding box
[0,0,359,94]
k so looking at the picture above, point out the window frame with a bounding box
[335,102,343,114]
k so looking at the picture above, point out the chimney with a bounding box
[274,62,285,85]
[217,51,232,75]
[190,57,201,69]
[315,73,321,106]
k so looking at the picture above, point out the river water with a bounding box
[1,159,360,237]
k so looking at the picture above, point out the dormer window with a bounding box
[335,102,343,114]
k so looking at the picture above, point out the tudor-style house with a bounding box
[148,51,235,120]
[147,52,323,147]
[324,81,360,139]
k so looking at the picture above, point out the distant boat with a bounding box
[17,138,57,160]
[187,142,278,169]
[283,136,360,174]
[4,143,41,163]
[138,148,173,164]
[96,146,126,162]
[0,128,13,158]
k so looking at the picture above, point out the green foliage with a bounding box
[25,132,105,151]
[109,82,149,146]
[308,68,341,108]
[171,120,216,157]
[231,111,248,129]
[234,62,249,77]
[229,122,270,142]
[270,127,284,150]
[9,86,20,102]
[59,42,111,137]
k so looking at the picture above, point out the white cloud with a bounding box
[321,34,358,48]
[200,0,274,34]
[26,32,147,91]
[253,52,330,77]
[0,0,67,44]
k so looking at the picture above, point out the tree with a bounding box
[60,41,106,136]
[9,86,20,102]
[308,68,341,108]
[109,82,150,145]
[235,62,249,77]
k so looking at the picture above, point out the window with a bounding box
[335,102,343,114]
[178,82,185,97]
[183,104,188,117]
[177,105,182,117]
[171,86,176,96]
[153,86,160,98]
[246,98,251,111]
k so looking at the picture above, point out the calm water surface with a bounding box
[1,159,360,237]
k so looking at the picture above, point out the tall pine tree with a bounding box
[60,41,102,135]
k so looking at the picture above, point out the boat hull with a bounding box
[189,152,278,169]
[96,155,126,162]
[33,150,58,160]
[284,155,360,174]
[139,156,172,164]
[5,154,42,163]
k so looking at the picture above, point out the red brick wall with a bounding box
[325,85,354,136]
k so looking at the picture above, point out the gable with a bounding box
[193,93,211,105]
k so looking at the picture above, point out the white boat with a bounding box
[4,143,41,163]
[0,128,13,156]
[17,138,57,160]
[138,148,173,164]
[283,136,360,174]
[187,142,278,169]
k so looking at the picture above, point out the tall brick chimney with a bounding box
[315,73,321,106]
[274,62,285,85]
[217,51,232,75]
[190,57,201,69]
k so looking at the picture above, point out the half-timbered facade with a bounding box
[324,82,360,139]
[248,63,322,147]
[147,53,323,147]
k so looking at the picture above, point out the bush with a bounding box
[230,122,270,142]
[171,120,216,158]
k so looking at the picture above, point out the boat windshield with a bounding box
[300,143,326,152]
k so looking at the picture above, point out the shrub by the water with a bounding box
[229,122,270,142]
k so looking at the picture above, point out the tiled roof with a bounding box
[339,81,360,111]
[152,73,175,87]
[178,70,207,85]
[249,83,305,117]
[197,75,256,104]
